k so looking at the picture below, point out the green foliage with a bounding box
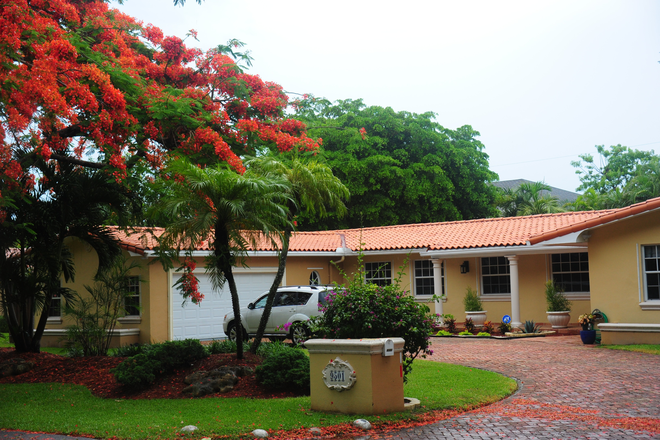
[314,252,433,381]
[520,320,541,334]
[113,343,149,358]
[464,318,475,333]
[63,256,141,357]
[255,340,290,359]
[294,98,499,229]
[458,330,472,336]
[254,346,310,394]
[111,354,162,388]
[495,181,560,216]
[545,280,572,312]
[435,330,452,336]
[463,287,483,311]
[112,339,208,387]
[477,332,491,337]
[0,315,8,333]
[498,321,512,333]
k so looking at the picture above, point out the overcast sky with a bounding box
[114,0,660,193]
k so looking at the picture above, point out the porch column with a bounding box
[432,259,443,316]
[507,255,521,327]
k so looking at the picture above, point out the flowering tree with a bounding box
[0,0,320,351]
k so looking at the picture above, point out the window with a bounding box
[481,257,511,294]
[414,260,444,297]
[643,245,660,301]
[365,262,392,286]
[309,270,320,286]
[124,276,140,316]
[48,292,61,317]
[551,253,589,293]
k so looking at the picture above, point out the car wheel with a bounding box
[290,323,310,346]
[227,322,247,342]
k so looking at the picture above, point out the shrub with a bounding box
[113,343,149,357]
[545,280,571,312]
[111,339,208,387]
[314,255,433,381]
[435,330,452,336]
[520,320,541,334]
[498,321,512,333]
[0,315,9,333]
[111,353,162,388]
[255,346,310,394]
[464,317,475,333]
[477,332,491,337]
[443,315,457,333]
[463,287,483,311]
[207,339,237,354]
[149,339,208,370]
[458,330,472,336]
[255,340,289,359]
[482,320,495,334]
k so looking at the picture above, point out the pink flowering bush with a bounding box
[313,255,433,382]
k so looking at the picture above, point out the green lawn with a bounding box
[0,360,517,439]
[601,344,660,355]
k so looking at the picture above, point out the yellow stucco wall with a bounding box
[588,209,660,324]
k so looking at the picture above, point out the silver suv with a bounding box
[222,285,339,345]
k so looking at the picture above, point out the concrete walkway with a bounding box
[371,336,660,439]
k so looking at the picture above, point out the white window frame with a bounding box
[550,252,590,300]
[641,245,660,309]
[309,270,321,286]
[481,256,511,295]
[414,260,443,297]
[365,262,392,286]
[124,275,141,317]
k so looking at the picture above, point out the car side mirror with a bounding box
[247,303,254,310]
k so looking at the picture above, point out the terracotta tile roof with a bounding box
[108,196,660,254]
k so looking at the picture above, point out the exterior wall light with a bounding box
[460,261,470,274]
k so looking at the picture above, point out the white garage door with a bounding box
[171,270,275,340]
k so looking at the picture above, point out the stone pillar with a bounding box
[432,259,443,316]
[507,255,521,327]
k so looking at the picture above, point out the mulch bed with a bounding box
[0,347,301,400]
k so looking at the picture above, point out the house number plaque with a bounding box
[322,357,357,392]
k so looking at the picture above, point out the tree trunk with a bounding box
[250,229,291,354]
[214,223,243,360]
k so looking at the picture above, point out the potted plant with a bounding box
[545,280,571,328]
[463,287,487,328]
[578,313,597,344]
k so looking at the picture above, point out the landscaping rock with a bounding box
[180,425,197,433]
[182,366,254,397]
[308,427,322,436]
[0,358,34,378]
[252,428,269,438]
[353,419,372,430]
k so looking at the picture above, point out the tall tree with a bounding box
[495,181,560,216]
[571,145,655,194]
[293,98,499,229]
[245,154,348,352]
[154,159,292,360]
[0,160,129,352]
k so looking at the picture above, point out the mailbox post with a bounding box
[306,338,405,415]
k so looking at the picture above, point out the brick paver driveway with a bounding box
[369,336,659,440]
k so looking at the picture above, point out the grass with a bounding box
[601,344,660,355]
[0,360,517,439]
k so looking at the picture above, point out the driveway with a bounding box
[373,336,660,439]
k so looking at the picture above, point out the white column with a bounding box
[507,255,521,327]
[432,259,443,316]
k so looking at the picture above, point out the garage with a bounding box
[171,268,277,340]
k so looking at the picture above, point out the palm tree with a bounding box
[1,160,130,352]
[155,159,292,360]
[245,155,348,352]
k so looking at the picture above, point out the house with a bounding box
[41,197,660,347]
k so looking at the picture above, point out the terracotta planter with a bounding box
[546,311,571,328]
[465,311,487,328]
